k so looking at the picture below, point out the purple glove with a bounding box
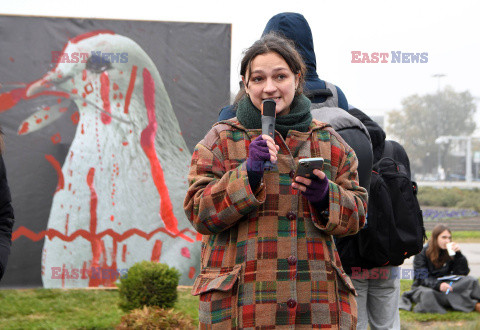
[299,175,329,204]
[246,136,271,173]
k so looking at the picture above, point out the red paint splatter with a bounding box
[122,142,128,146]
[179,148,183,152]
[62,264,66,288]
[189,267,196,279]
[36,118,42,124]
[151,240,163,262]
[81,261,88,279]
[81,124,85,134]
[59,107,68,113]
[181,247,191,259]
[82,70,87,81]
[45,155,64,193]
[113,94,117,100]
[12,225,197,243]
[65,214,70,235]
[124,65,137,114]
[18,122,29,135]
[1,85,69,114]
[44,106,51,111]
[100,72,112,124]
[113,83,119,91]
[0,88,24,112]
[82,102,87,107]
[122,244,127,262]
[51,133,61,144]
[110,215,114,221]
[141,68,192,242]
[119,92,123,99]
[84,82,93,94]
[69,30,114,44]
[196,233,203,241]
[86,168,100,280]
[86,167,118,287]
[57,98,62,103]
[9,57,14,62]
[71,111,79,125]
[71,88,78,94]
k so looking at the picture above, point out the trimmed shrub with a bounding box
[418,187,480,212]
[116,306,196,329]
[118,261,180,311]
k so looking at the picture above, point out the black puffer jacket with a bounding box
[335,107,389,274]
[413,245,469,290]
[0,154,14,281]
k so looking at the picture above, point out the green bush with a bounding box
[418,187,480,212]
[117,261,180,312]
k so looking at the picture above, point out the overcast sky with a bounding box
[2,0,479,126]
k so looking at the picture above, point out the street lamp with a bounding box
[432,74,446,92]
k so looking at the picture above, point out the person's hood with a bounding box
[348,106,386,162]
[262,13,321,90]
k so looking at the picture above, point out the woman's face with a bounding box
[243,52,299,116]
[436,229,452,249]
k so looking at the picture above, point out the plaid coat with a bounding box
[184,119,367,329]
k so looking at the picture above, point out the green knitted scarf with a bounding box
[236,94,312,138]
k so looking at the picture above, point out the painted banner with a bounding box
[0,15,231,288]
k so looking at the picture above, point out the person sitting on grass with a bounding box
[400,224,480,314]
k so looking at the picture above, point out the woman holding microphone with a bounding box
[184,32,367,328]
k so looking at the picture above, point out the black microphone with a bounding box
[261,99,276,170]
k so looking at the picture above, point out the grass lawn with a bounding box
[430,230,480,243]
[2,282,480,329]
[399,280,480,329]
[0,287,198,329]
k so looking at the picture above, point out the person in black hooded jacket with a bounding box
[335,107,403,330]
[0,129,15,281]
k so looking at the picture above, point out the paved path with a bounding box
[402,243,480,278]
[424,218,480,231]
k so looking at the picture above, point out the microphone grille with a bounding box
[262,99,276,117]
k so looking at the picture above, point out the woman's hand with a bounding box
[450,242,461,253]
[247,135,279,172]
[439,282,452,293]
[292,169,329,203]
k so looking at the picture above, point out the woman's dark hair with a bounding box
[426,224,452,268]
[234,32,306,104]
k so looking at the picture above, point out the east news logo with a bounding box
[51,51,128,63]
[351,51,428,63]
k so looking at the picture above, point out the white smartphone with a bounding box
[294,157,324,179]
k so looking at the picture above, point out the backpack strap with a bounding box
[382,140,394,158]
[307,81,339,108]
[379,140,409,176]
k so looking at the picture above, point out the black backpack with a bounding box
[358,140,427,267]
